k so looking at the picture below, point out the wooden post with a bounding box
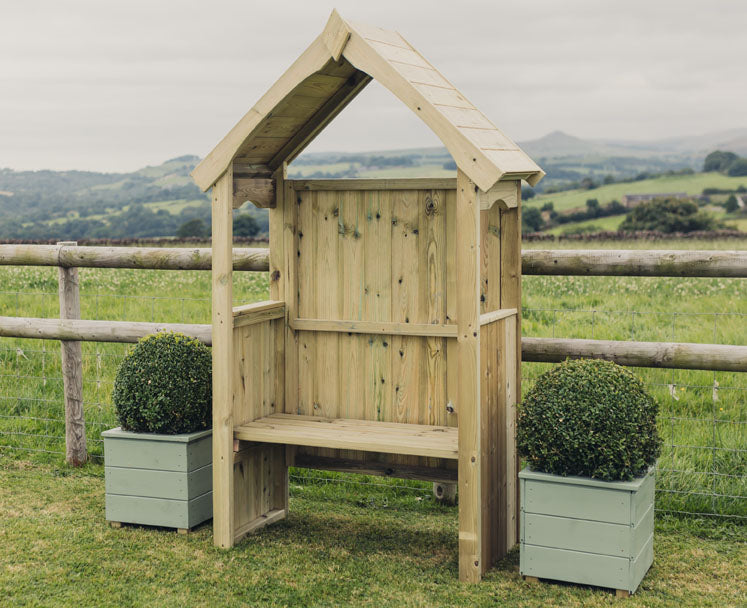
[57,241,86,466]
[211,168,235,548]
[500,183,523,547]
[456,170,482,582]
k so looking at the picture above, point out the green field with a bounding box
[0,239,744,519]
[529,172,747,213]
[0,239,744,605]
[0,459,744,607]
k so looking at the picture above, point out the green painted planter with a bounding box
[103,427,212,530]
[520,466,655,595]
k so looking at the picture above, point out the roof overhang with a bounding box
[192,10,544,193]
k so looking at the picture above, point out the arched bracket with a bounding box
[477,181,518,211]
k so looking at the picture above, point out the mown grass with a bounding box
[0,459,745,607]
[0,239,744,518]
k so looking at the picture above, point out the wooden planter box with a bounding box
[520,466,655,596]
[103,427,212,531]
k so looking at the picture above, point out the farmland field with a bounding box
[527,172,747,212]
[0,239,744,520]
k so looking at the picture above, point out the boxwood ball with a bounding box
[113,332,212,435]
[517,359,661,481]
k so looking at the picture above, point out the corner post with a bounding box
[57,241,86,466]
[500,181,522,547]
[456,169,482,582]
[211,167,235,547]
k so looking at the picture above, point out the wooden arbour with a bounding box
[193,10,543,582]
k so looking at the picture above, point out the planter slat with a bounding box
[104,427,213,530]
[524,479,630,524]
[105,463,212,501]
[105,492,213,529]
[520,467,655,594]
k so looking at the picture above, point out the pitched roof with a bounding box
[192,10,544,192]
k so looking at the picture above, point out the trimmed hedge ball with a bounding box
[517,359,661,481]
[113,332,212,435]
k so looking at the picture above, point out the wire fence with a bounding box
[0,285,744,520]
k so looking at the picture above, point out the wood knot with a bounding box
[271,270,280,282]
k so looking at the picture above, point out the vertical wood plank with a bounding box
[211,168,234,548]
[456,169,482,582]
[364,190,392,423]
[314,190,340,423]
[504,314,518,548]
[391,190,420,425]
[445,189,459,432]
[269,166,288,515]
[57,241,86,466]
[269,164,286,415]
[283,179,299,414]
[479,201,504,569]
[500,181,523,548]
[419,189,447,429]
[297,190,315,416]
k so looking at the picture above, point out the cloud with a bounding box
[1,0,745,170]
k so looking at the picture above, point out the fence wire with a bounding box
[0,287,744,520]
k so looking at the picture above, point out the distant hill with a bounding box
[520,127,747,160]
[2,128,746,240]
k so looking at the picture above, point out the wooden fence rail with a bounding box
[1,243,745,465]
[1,316,744,373]
[1,244,746,277]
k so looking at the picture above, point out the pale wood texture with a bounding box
[233,177,275,209]
[287,184,456,479]
[234,414,458,459]
[456,170,482,582]
[211,168,235,548]
[340,20,544,190]
[501,183,523,548]
[477,181,518,210]
[293,453,457,483]
[190,11,543,192]
[232,300,285,328]
[230,168,290,540]
[321,9,351,61]
[57,241,86,466]
[0,244,270,271]
[4,315,743,373]
[289,318,457,337]
[3,244,745,278]
[522,249,747,277]
[0,316,213,345]
[290,178,456,191]
[479,308,517,326]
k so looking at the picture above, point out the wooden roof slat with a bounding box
[191,10,544,192]
[412,83,473,109]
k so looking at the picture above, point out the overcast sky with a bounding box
[1,0,745,172]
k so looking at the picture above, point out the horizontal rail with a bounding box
[522,337,747,373]
[521,249,747,277]
[1,316,744,372]
[289,318,458,337]
[0,244,268,271]
[1,245,745,277]
[0,316,213,345]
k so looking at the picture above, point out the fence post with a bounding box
[57,241,86,465]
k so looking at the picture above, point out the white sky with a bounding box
[1,0,745,172]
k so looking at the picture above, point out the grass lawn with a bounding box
[0,459,744,607]
[0,239,744,518]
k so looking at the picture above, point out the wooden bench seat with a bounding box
[234,413,458,459]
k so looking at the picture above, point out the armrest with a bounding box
[232,300,285,328]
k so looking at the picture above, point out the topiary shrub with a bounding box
[113,332,212,434]
[517,359,661,481]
